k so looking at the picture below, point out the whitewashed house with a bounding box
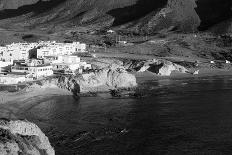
[52,55,91,74]
[0,60,13,72]
[0,41,87,62]
[37,47,53,58]
[11,59,53,79]
[2,43,36,61]
[107,30,115,33]
[57,55,81,64]
[36,42,86,58]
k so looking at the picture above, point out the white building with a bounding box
[57,55,81,64]
[210,61,215,64]
[53,63,82,74]
[69,42,86,53]
[11,60,53,79]
[36,41,87,59]
[118,41,127,45]
[0,60,13,72]
[52,55,91,74]
[0,41,87,61]
[28,65,53,78]
[107,30,115,33]
[1,43,37,61]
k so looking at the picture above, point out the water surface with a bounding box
[1,76,232,155]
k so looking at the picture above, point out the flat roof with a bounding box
[27,64,52,67]
[13,64,52,67]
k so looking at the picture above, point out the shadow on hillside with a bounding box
[195,0,232,30]
[107,0,168,26]
[0,0,66,20]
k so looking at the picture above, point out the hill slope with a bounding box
[0,0,231,34]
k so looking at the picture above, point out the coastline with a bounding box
[135,68,232,83]
[1,68,232,104]
[0,85,72,104]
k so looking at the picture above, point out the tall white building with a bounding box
[2,43,37,61]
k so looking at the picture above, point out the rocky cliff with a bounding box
[0,119,54,155]
[0,0,231,34]
[57,65,137,94]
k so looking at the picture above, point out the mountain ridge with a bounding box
[0,0,231,34]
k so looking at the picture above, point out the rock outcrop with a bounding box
[57,65,137,94]
[125,59,188,76]
[0,119,55,155]
[129,0,200,33]
[154,60,188,76]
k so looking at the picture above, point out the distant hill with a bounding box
[209,18,232,34]
[0,0,231,34]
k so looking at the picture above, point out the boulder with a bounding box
[57,76,80,95]
[155,60,188,76]
[127,59,188,76]
[0,119,55,155]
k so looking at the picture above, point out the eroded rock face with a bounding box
[57,65,137,94]
[134,0,200,33]
[0,119,55,155]
[126,59,188,76]
[57,75,80,95]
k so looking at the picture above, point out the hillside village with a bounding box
[0,41,92,84]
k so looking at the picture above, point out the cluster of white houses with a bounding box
[0,41,91,84]
[0,41,86,61]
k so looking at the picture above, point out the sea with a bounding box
[1,75,232,155]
